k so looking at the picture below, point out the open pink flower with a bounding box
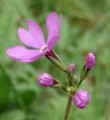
[6,12,62,62]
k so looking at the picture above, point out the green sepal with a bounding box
[51,83,62,88]
[47,55,67,72]
[80,66,90,80]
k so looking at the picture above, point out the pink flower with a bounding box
[38,73,54,87]
[73,89,90,109]
[6,12,62,62]
[86,52,96,69]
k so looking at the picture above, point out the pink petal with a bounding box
[6,46,46,62]
[46,12,62,50]
[73,96,81,106]
[21,51,46,62]
[18,27,41,49]
[26,19,45,46]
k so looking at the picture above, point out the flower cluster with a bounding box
[6,12,96,110]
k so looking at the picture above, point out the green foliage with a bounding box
[0,109,26,120]
[0,0,110,120]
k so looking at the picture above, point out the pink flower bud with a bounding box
[38,73,54,87]
[86,52,95,69]
[68,64,75,74]
[73,89,90,109]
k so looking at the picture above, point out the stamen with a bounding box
[40,45,47,52]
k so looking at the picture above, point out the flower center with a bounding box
[40,45,47,52]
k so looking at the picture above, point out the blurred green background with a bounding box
[0,0,110,120]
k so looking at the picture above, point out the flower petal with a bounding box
[73,96,81,106]
[46,12,62,50]
[21,51,46,62]
[18,27,41,48]
[6,45,45,62]
[26,19,45,46]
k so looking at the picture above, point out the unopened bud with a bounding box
[68,64,75,74]
[73,89,90,109]
[38,73,54,87]
[86,52,95,69]
[68,64,75,86]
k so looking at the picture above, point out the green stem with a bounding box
[64,95,72,120]
[77,79,83,88]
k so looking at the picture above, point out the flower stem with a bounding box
[77,79,83,88]
[64,95,72,120]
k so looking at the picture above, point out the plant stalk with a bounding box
[64,95,72,120]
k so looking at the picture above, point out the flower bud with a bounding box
[68,64,75,74]
[67,64,75,86]
[38,73,54,87]
[73,89,90,109]
[86,52,95,69]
